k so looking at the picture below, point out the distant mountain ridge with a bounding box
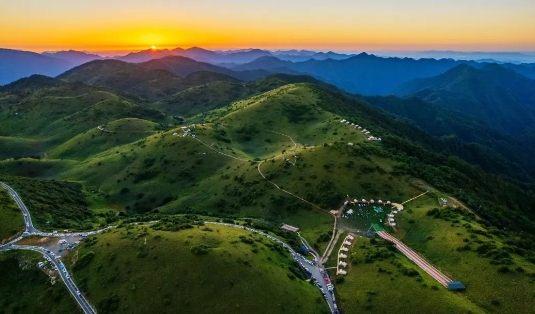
[0,48,72,85]
[395,64,535,134]
[42,50,102,66]
[2,47,535,97]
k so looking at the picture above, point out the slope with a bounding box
[58,60,243,102]
[0,188,25,243]
[0,48,73,85]
[63,223,329,314]
[362,95,535,183]
[57,59,177,92]
[0,81,171,158]
[0,251,81,314]
[153,74,327,118]
[48,118,161,160]
[395,64,535,134]
[140,56,270,81]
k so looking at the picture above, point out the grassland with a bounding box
[336,237,486,314]
[392,193,535,313]
[0,188,24,243]
[64,224,329,314]
[48,118,160,160]
[0,250,81,314]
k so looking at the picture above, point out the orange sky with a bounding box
[1,0,534,52]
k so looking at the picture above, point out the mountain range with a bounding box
[2,51,535,314]
[3,47,535,92]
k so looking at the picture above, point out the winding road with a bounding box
[1,182,340,313]
[206,222,338,313]
[1,182,99,314]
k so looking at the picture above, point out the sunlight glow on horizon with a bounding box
[1,0,534,53]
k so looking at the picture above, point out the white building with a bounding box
[339,253,347,258]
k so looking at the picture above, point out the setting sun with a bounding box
[151,45,157,50]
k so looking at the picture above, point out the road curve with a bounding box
[206,222,339,313]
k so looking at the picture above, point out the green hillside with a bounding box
[0,81,172,159]
[362,95,535,184]
[0,176,94,230]
[48,118,160,160]
[0,250,81,314]
[0,188,24,243]
[63,223,329,314]
[395,64,535,135]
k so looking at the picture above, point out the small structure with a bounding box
[340,247,349,252]
[347,235,355,241]
[447,282,466,291]
[386,201,391,205]
[337,269,347,275]
[281,224,299,232]
[38,262,44,268]
[340,119,346,123]
[344,241,352,246]
[370,199,375,204]
[339,261,348,267]
[347,142,354,146]
[344,201,349,206]
[361,199,367,203]
[391,223,397,227]
[339,253,347,258]
[346,209,354,215]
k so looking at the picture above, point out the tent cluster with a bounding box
[339,119,381,141]
[337,234,355,276]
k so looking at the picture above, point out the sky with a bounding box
[1,0,534,53]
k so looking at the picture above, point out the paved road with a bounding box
[1,182,39,234]
[7,245,96,313]
[377,231,451,286]
[0,182,100,313]
[1,181,339,313]
[206,222,339,313]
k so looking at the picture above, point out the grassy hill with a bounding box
[152,74,324,118]
[0,188,24,243]
[0,81,171,159]
[140,55,270,81]
[63,223,329,314]
[48,118,160,160]
[337,237,486,314]
[0,250,81,314]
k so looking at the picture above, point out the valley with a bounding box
[1,57,535,314]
